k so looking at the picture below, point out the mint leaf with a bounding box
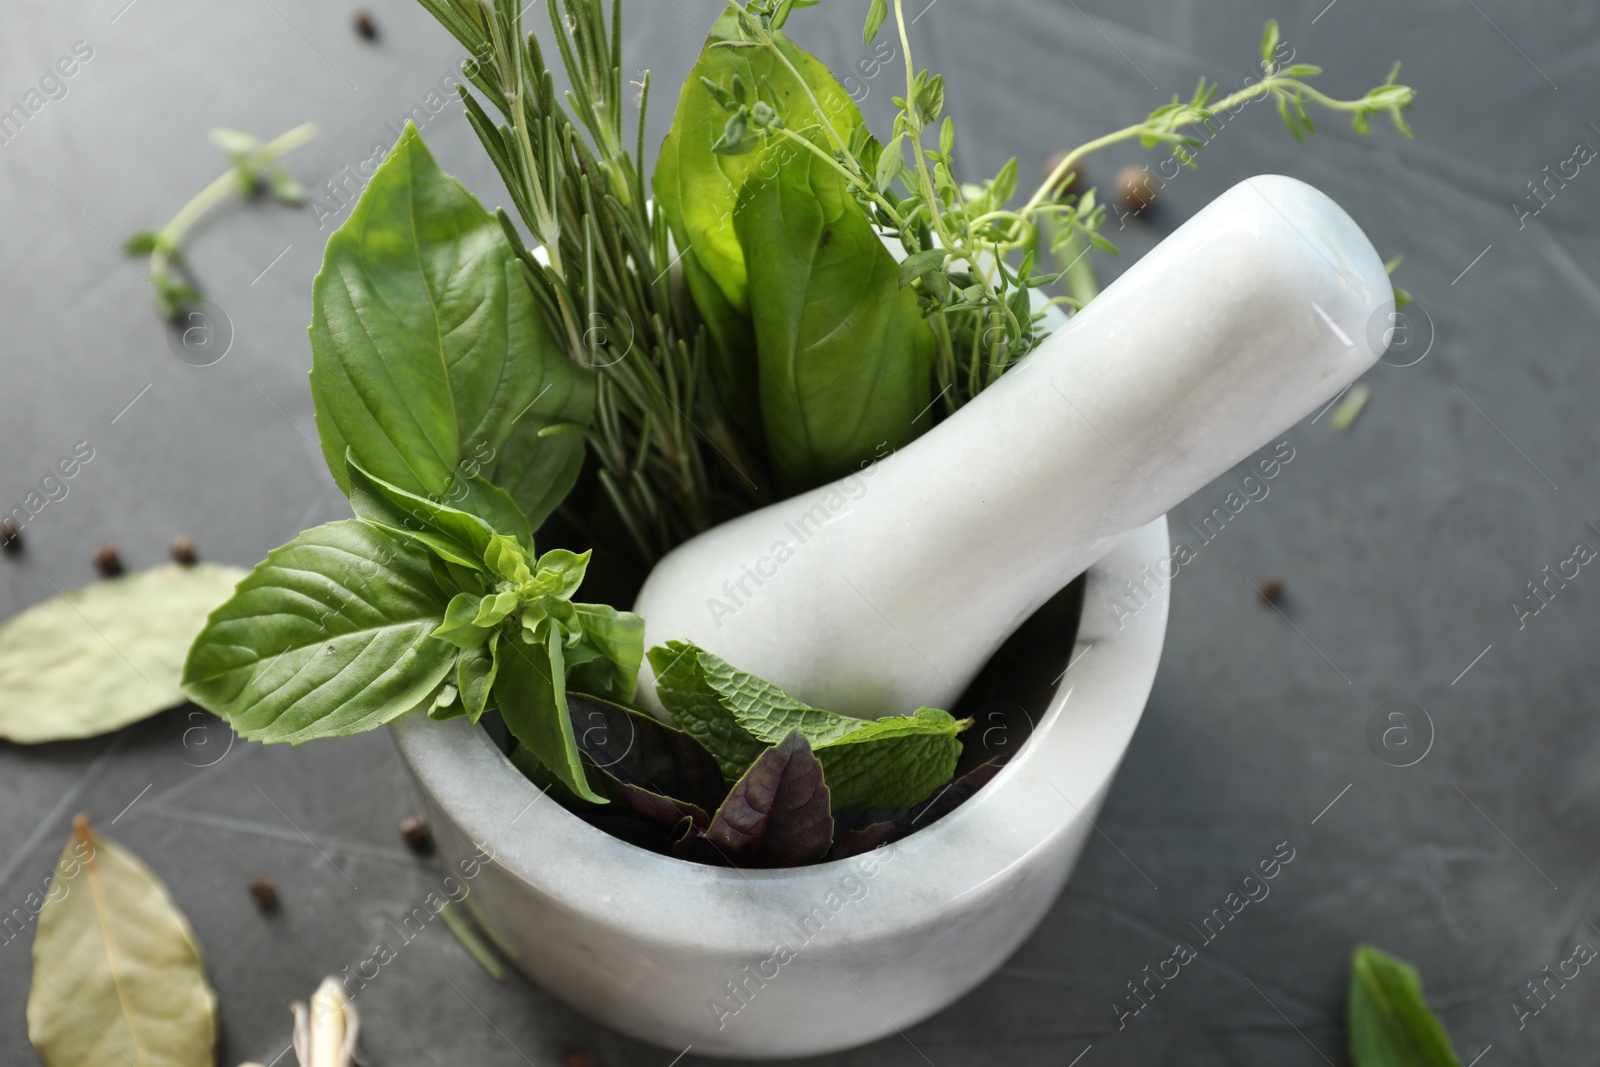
[182,521,456,742]
[829,756,1007,860]
[694,648,862,747]
[648,642,768,778]
[676,731,832,868]
[648,642,968,809]
[809,708,965,811]
[1348,944,1461,1067]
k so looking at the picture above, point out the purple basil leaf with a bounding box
[675,730,833,868]
[576,810,690,855]
[827,818,901,860]
[568,692,727,828]
[613,784,710,830]
[828,755,1009,860]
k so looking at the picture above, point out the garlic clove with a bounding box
[291,977,361,1067]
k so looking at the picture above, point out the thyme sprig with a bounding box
[721,7,1416,412]
[125,123,317,319]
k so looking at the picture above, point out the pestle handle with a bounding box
[635,175,1393,719]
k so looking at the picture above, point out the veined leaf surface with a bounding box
[0,564,246,744]
[182,521,455,742]
[27,817,217,1067]
[310,123,591,531]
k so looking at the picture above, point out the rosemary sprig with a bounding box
[414,0,763,565]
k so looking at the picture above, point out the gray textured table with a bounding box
[3,1,1597,1063]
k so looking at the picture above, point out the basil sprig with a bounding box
[182,124,639,803]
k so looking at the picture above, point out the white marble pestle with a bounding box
[635,175,1392,719]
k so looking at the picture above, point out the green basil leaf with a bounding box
[0,564,247,744]
[675,730,832,868]
[310,123,592,531]
[457,634,499,721]
[863,0,888,45]
[433,593,493,648]
[27,818,217,1067]
[533,548,591,598]
[474,590,520,627]
[346,452,499,569]
[428,553,487,602]
[484,534,533,584]
[182,521,456,742]
[510,741,597,809]
[1348,945,1462,1067]
[480,410,590,536]
[445,474,536,549]
[568,603,645,702]
[735,144,936,491]
[681,248,762,441]
[654,12,864,321]
[495,627,607,804]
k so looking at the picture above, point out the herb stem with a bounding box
[1018,74,1377,225]
[743,15,852,159]
[892,0,957,255]
[148,122,318,287]
[769,126,907,230]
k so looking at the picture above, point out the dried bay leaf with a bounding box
[0,563,246,743]
[27,816,218,1067]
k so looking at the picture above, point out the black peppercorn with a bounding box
[93,544,124,577]
[0,519,19,554]
[353,10,378,40]
[1115,164,1159,213]
[170,536,197,565]
[248,877,280,911]
[399,815,434,855]
[1258,577,1285,605]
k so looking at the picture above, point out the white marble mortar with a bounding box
[391,518,1168,1058]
